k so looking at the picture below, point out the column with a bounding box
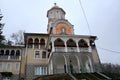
[52,41,55,52]
[33,38,34,49]
[88,56,93,72]
[64,55,68,73]
[64,40,67,52]
[76,55,81,73]
[76,41,80,52]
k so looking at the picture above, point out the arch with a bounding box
[11,50,15,56]
[66,39,76,47]
[80,54,92,73]
[78,39,88,47]
[0,50,4,55]
[34,38,39,44]
[54,54,66,73]
[28,38,33,48]
[28,38,33,44]
[54,38,65,52]
[54,38,65,47]
[34,38,39,48]
[16,50,20,56]
[5,50,9,55]
[69,55,79,73]
[40,38,45,45]
[40,38,45,48]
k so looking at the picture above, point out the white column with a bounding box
[88,56,93,72]
[39,38,40,49]
[52,41,55,52]
[51,60,54,74]
[64,41,67,52]
[76,55,81,73]
[33,38,34,49]
[76,41,80,52]
[8,56,10,60]
[64,55,68,73]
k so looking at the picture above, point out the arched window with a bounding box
[66,39,76,47]
[40,38,45,48]
[0,50,4,56]
[16,50,20,56]
[66,39,77,52]
[34,38,39,48]
[78,39,88,47]
[61,27,66,34]
[5,50,9,56]
[11,50,15,56]
[54,38,65,47]
[54,38,65,52]
[28,38,33,48]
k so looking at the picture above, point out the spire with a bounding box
[54,3,57,6]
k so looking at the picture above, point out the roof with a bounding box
[24,33,49,36]
[47,3,66,17]
[0,45,24,48]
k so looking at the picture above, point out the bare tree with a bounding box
[102,63,120,74]
[11,30,25,45]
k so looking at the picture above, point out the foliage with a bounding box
[101,63,120,74]
[11,30,25,45]
[0,13,5,46]
[0,13,13,47]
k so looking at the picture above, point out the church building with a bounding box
[0,4,101,80]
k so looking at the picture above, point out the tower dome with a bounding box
[47,3,66,21]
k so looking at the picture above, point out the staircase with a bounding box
[74,72,111,80]
[34,72,112,80]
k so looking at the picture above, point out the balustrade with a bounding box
[67,47,77,52]
[79,48,89,52]
[55,47,65,52]
[0,56,21,60]
[53,47,91,52]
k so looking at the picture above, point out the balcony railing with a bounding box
[67,47,77,52]
[55,47,65,52]
[79,48,89,52]
[0,56,21,60]
[53,47,91,52]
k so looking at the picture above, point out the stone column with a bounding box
[52,41,55,52]
[32,38,34,49]
[64,40,67,52]
[76,55,81,73]
[76,41,80,52]
[64,54,68,73]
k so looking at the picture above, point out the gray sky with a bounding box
[1,0,120,64]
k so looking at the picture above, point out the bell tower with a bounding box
[47,3,74,35]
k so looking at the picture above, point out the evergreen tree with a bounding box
[0,13,5,46]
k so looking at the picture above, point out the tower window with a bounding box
[28,38,33,48]
[42,51,46,58]
[6,63,11,71]
[61,27,66,34]
[15,63,19,70]
[35,51,40,59]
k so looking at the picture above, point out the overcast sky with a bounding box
[0,0,120,64]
